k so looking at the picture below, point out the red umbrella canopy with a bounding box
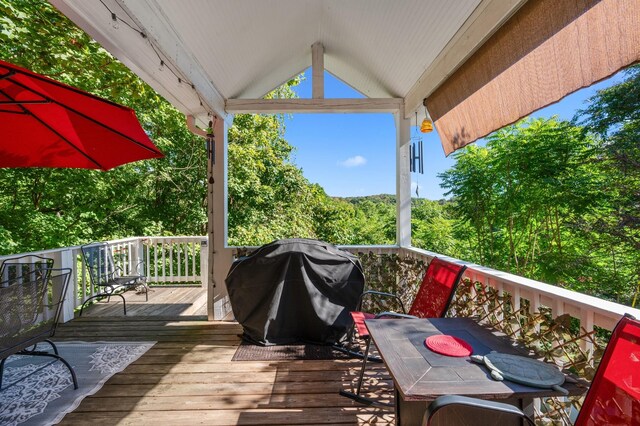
[0,59,164,171]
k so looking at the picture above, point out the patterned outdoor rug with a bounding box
[0,341,155,426]
[232,341,351,361]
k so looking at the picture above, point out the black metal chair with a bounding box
[340,258,467,408]
[0,268,77,390]
[0,254,54,284]
[79,242,148,316]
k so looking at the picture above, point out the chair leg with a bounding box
[333,324,382,362]
[1,349,79,390]
[339,337,393,408]
[0,357,6,390]
[332,342,383,362]
[44,339,59,355]
[80,292,127,316]
[142,281,149,301]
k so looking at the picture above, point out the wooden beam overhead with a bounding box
[311,42,324,99]
[226,98,402,114]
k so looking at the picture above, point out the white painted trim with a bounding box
[404,0,527,117]
[226,98,403,114]
[395,107,411,247]
[312,42,324,99]
[51,0,226,121]
[209,118,233,320]
[118,0,226,117]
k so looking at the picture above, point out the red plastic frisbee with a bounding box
[425,335,473,357]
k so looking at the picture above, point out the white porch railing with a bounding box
[1,239,637,339]
[0,236,207,322]
[399,246,640,351]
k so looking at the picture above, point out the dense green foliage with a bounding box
[0,1,637,307]
[0,0,208,252]
[440,68,639,305]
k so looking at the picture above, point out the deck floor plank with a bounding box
[53,296,395,425]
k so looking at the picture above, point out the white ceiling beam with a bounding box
[117,0,227,119]
[311,42,324,99]
[226,98,402,114]
[404,0,527,118]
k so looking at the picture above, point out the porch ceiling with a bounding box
[49,0,525,122]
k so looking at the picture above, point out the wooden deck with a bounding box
[53,287,395,425]
[80,285,209,318]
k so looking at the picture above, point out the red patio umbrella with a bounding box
[0,59,163,171]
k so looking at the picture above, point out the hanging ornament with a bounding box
[421,100,433,133]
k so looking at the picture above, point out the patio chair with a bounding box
[79,242,148,316]
[0,268,77,390]
[0,254,54,284]
[422,313,640,426]
[340,257,467,407]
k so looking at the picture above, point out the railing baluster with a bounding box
[188,242,192,281]
[169,240,173,281]
[177,242,181,281]
[154,239,158,283]
[161,238,166,283]
[580,309,595,353]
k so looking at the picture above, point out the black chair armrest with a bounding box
[374,312,418,319]
[357,290,406,313]
[134,260,146,277]
[423,395,535,426]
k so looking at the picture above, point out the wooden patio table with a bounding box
[365,317,587,426]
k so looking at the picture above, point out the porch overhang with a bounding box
[47,0,640,321]
[50,0,638,152]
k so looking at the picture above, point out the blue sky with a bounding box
[284,70,625,200]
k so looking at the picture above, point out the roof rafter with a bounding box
[225,98,402,114]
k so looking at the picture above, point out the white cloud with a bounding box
[338,155,367,167]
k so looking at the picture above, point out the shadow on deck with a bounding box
[55,287,394,425]
[79,285,208,318]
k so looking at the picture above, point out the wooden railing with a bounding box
[0,236,207,322]
[1,239,637,336]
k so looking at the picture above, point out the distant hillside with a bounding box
[335,194,396,205]
[333,194,450,205]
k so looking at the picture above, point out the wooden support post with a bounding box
[207,117,234,321]
[199,238,208,288]
[312,42,324,99]
[395,106,411,247]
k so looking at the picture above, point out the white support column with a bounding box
[395,107,412,247]
[311,42,324,99]
[59,248,76,323]
[208,117,234,321]
[199,238,208,289]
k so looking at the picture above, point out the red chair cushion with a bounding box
[576,315,640,426]
[350,311,375,338]
[408,258,465,319]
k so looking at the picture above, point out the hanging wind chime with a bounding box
[410,112,424,197]
[409,101,434,198]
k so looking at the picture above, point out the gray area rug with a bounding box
[0,341,155,425]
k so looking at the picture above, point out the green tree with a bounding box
[441,118,602,282]
[0,0,211,251]
[411,199,455,256]
[573,65,640,305]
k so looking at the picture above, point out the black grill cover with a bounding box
[225,239,365,345]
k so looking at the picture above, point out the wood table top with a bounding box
[366,317,588,402]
